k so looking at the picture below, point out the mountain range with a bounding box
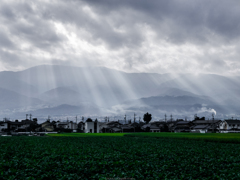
[0,65,239,120]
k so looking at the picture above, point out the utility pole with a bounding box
[165,114,167,123]
[212,113,215,133]
[134,113,136,123]
[75,115,77,124]
[124,115,126,124]
[26,114,28,120]
[29,114,32,121]
[170,114,173,122]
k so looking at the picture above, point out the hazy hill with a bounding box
[16,65,172,95]
[150,87,201,97]
[0,88,43,109]
[160,74,240,95]
[0,74,38,97]
[28,104,101,116]
[38,87,87,106]
[0,65,240,117]
[0,65,174,107]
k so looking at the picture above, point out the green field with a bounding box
[1,135,240,179]
[47,132,240,143]
[124,132,240,142]
[46,133,127,137]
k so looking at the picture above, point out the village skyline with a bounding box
[1,112,239,134]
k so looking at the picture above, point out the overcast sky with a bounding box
[0,0,240,75]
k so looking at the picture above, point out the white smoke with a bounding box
[198,107,216,115]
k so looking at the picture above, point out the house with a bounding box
[166,120,182,132]
[109,127,122,133]
[106,121,122,127]
[0,119,39,132]
[41,120,54,132]
[190,125,211,133]
[78,121,85,132]
[192,120,222,130]
[56,121,69,129]
[149,124,160,132]
[9,121,25,132]
[0,121,9,132]
[141,123,151,132]
[121,124,134,132]
[128,122,144,132]
[219,120,240,131]
[141,121,163,132]
[174,121,193,133]
[68,121,78,130]
[21,119,38,131]
[99,122,110,133]
[84,118,99,133]
[55,120,78,132]
[99,121,123,133]
[190,119,222,133]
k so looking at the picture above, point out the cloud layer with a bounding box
[1,0,240,75]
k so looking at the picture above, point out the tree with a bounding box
[145,127,150,132]
[86,118,93,122]
[143,112,152,124]
[160,124,169,132]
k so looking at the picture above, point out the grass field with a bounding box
[1,136,240,179]
[46,133,127,137]
[125,132,240,140]
[47,132,240,143]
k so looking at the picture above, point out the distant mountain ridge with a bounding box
[0,65,239,118]
[25,104,101,116]
[0,87,43,109]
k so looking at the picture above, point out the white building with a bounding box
[84,119,99,133]
[219,120,240,130]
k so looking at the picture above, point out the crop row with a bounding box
[1,136,240,179]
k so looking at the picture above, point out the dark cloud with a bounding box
[82,0,240,45]
[0,0,240,75]
[0,30,15,49]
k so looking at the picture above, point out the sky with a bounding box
[0,0,240,75]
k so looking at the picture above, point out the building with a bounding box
[84,118,99,133]
[219,120,240,131]
[121,124,134,132]
[41,120,54,132]
[99,121,123,133]
[0,121,9,132]
[174,121,193,133]
[190,125,210,133]
[149,124,160,132]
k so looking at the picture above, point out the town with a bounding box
[0,112,239,135]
